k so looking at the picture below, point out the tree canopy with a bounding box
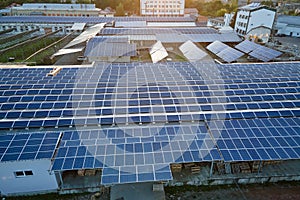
[186,0,238,17]
[1,0,237,17]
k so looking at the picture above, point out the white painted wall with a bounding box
[224,13,234,26]
[0,159,58,196]
[235,8,275,36]
[247,9,275,33]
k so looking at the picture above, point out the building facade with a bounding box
[140,0,185,16]
[275,15,300,37]
[11,3,100,17]
[0,160,58,196]
[234,3,276,37]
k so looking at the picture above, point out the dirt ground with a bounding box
[5,181,300,200]
[165,181,300,200]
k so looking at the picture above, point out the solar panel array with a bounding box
[84,37,136,57]
[249,46,282,62]
[155,34,188,43]
[206,41,228,54]
[64,23,105,49]
[185,33,241,43]
[0,61,299,185]
[52,123,220,184]
[235,40,282,62]
[99,28,241,43]
[100,28,218,35]
[216,48,244,63]
[235,39,260,53]
[87,36,129,43]
[207,41,244,62]
[0,16,195,24]
[212,118,300,162]
[179,40,208,62]
[0,132,61,162]
[149,41,168,63]
[115,21,147,27]
[0,62,299,130]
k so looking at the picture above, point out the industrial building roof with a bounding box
[0,61,299,184]
[0,16,195,24]
[276,15,300,27]
[13,3,99,11]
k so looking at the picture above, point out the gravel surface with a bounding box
[165,181,300,200]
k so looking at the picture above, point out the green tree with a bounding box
[95,0,110,9]
[115,2,125,16]
[77,0,92,3]
[261,0,274,7]
[216,8,228,17]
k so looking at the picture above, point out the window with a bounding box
[14,170,33,177]
[15,171,24,177]
[24,171,33,176]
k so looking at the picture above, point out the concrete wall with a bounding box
[0,159,58,196]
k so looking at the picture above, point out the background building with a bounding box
[234,3,276,37]
[275,15,300,37]
[140,0,185,16]
[11,3,100,17]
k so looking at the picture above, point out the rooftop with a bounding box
[0,61,299,185]
[277,15,300,26]
[13,3,99,11]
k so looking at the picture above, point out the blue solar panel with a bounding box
[0,16,195,24]
[212,118,300,161]
[0,60,299,185]
[0,132,61,162]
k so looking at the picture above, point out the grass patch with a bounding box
[26,36,74,65]
[0,37,62,63]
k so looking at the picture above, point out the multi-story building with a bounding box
[140,0,185,16]
[11,3,100,17]
[234,3,276,37]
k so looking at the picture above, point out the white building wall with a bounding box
[234,10,250,35]
[247,9,275,33]
[235,8,275,36]
[224,13,234,26]
[0,159,58,196]
[140,0,185,16]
